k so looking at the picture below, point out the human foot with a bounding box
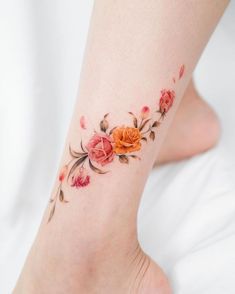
[155,81,220,165]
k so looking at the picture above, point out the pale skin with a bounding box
[157,80,221,165]
[14,1,229,293]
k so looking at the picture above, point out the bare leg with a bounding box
[14,1,229,293]
[156,80,220,165]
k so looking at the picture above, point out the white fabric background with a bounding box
[0,1,235,293]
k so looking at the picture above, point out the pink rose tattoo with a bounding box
[86,133,114,166]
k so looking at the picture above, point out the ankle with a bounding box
[15,228,139,291]
[156,80,221,165]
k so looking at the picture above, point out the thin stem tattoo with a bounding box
[48,64,185,222]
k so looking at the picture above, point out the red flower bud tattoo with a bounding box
[71,167,90,188]
[159,89,175,115]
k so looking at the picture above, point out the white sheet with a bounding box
[0,1,235,293]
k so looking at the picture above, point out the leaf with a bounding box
[80,140,86,152]
[139,119,151,131]
[149,131,155,141]
[141,137,147,142]
[109,127,117,135]
[133,117,138,128]
[130,155,141,160]
[67,156,87,180]
[48,203,56,223]
[128,112,138,128]
[59,189,64,202]
[89,159,108,174]
[69,145,87,158]
[119,155,129,164]
[100,119,109,132]
[179,64,185,79]
[59,190,69,203]
[151,121,160,128]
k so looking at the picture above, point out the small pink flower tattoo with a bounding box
[71,167,90,188]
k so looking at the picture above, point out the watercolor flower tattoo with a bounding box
[48,65,185,222]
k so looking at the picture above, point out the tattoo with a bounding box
[48,64,185,222]
[179,64,185,79]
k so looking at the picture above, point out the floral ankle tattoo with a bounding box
[48,65,185,222]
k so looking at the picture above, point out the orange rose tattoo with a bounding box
[48,64,185,222]
[112,127,141,154]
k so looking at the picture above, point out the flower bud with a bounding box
[59,165,68,182]
[141,106,150,119]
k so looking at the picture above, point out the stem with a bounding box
[50,184,61,203]
[67,158,77,167]
[141,126,152,135]
[81,158,86,168]
[48,183,62,222]
[138,118,144,129]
